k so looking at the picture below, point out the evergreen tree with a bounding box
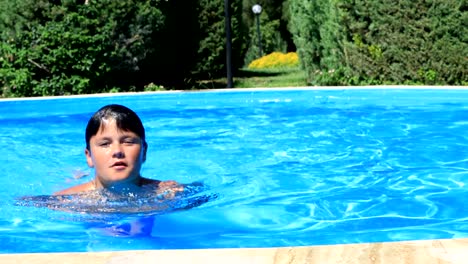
[194,0,246,79]
[288,0,467,85]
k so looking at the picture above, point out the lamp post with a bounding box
[224,0,233,88]
[252,4,263,57]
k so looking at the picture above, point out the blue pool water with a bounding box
[1,88,467,253]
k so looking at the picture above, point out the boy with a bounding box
[55,104,182,196]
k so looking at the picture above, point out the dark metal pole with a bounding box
[224,0,233,88]
[256,14,262,57]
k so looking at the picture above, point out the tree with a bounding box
[1,0,167,97]
[288,0,467,85]
[193,0,246,80]
[340,0,467,85]
[242,0,294,66]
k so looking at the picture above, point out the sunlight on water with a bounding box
[0,88,467,253]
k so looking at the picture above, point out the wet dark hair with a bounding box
[85,104,147,150]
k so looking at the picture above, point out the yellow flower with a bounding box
[248,52,299,69]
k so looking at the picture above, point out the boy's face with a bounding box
[85,118,146,188]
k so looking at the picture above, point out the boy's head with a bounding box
[85,104,147,151]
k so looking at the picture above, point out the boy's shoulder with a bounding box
[140,177,161,186]
[54,181,93,195]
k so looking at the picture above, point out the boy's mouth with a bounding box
[111,161,127,168]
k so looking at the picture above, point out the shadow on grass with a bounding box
[190,69,279,90]
[190,67,304,90]
[236,69,284,77]
[192,80,228,90]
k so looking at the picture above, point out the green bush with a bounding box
[288,0,467,86]
[1,8,112,97]
[191,0,246,80]
[248,52,299,69]
[0,0,166,97]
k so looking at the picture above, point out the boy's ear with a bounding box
[142,142,147,162]
[85,148,94,168]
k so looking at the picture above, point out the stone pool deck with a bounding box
[2,238,467,264]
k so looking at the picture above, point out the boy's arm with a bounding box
[156,180,184,199]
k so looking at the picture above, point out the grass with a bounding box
[235,67,308,88]
[193,66,308,90]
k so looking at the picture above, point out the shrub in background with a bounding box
[340,0,467,85]
[0,0,166,97]
[242,0,295,66]
[192,0,245,80]
[288,0,467,85]
[1,0,255,95]
[248,52,299,69]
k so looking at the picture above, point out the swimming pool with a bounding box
[1,88,467,253]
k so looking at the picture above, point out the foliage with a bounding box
[243,16,288,66]
[241,0,292,66]
[0,0,296,96]
[288,0,467,86]
[144,83,166,92]
[242,0,295,51]
[288,0,323,78]
[2,0,466,97]
[0,0,166,97]
[248,52,299,69]
[193,0,246,79]
[340,0,467,85]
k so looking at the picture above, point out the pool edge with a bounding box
[2,238,467,264]
[1,85,467,101]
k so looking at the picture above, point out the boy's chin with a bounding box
[100,175,139,187]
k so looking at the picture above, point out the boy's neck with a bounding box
[95,176,143,193]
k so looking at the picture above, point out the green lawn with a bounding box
[235,67,308,88]
[194,67,308,89]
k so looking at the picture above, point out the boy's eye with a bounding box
[123,138,138,145]
[98,141,110,147]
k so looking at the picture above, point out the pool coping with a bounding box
[1,85,467,101]
[1,238,468,263]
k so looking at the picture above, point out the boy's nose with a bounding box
[112,144,125,158]
[113,151,125,158]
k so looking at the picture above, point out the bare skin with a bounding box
[54,118,183,197]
